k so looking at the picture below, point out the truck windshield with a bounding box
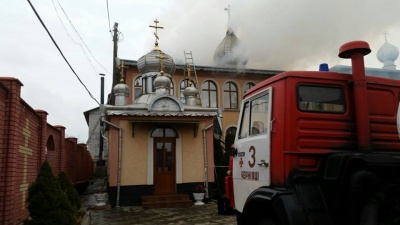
[297,84,345,113]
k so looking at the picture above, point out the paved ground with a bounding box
[89,202,236,225]
[81,179,236,225]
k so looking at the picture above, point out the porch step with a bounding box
[141,194,192,209]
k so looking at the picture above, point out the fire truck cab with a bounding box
[225,41,400,225]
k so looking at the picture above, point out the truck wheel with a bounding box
[258,218,275,225]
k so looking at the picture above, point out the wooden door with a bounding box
[153,137,176,194]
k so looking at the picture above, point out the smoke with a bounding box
[124,0,400,71]
[228,0,400,70]
[5,0,400,141]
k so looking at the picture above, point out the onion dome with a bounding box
[183,83,199,106]
[377,39,399,70]
[137,50,176,75]
[113,83,130,106]
[154,72,171,94]
[214,28,248,68]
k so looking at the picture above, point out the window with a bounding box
[238,92,270,139]
[202,80,218,107]
[134,77,143,99]
[180,79,196,103]
[297,84,345,113]
[244,82,255,93]
[169,80,174,95]
[151,127,178,138]
[223,82,238,109]
[136,76,174,98]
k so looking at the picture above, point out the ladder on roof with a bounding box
[183,51,202,105]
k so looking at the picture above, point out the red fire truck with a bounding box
[225,41,400,225]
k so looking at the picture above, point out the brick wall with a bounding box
[0,77,93,225]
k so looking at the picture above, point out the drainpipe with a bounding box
[101,116,123,207]
[203,123,213,198]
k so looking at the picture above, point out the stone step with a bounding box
[142,194,192,209]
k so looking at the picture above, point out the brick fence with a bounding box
[0,77,93,225]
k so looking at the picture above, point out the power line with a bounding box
[51,0,79,44]
[26,0,100,105]
[51,0,100,75]
[54,0,111,75]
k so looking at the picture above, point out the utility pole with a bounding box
[97,74,105,167]
[110,22,119,105]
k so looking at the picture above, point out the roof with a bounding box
[244,69,400,99]
[105,92,219,118]
[123,59,283,76]
[330,65,400,79]
[105,104,218,117]
[83,106,100,125]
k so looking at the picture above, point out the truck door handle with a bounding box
[232,148,238,157]
[258,160,269,167]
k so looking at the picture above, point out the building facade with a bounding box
[101,20,282,207]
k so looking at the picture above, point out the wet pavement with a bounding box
[89,202,236,225]
[81,178,237,225]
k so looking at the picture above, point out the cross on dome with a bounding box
[384,32,388,42]
[149,19,164,49]
[155,51,166,75]
[224,5,231,27]
[119,60,126,83]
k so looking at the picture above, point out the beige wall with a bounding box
[107,116,215,187]
[126,66,273,139]
[120,122,149,185]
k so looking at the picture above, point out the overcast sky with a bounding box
[1,0,400,142]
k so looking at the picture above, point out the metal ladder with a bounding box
[183,51,202,105]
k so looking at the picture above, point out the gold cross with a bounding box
[120,60,125,83]
[155,51,166,75]
[187,64,192,81]
[149,19,164,48]
[224,5,231,22]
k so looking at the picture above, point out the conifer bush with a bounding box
[25,161,76,225]
[58,171,81,210]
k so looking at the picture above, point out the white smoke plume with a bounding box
[125,0,400,71]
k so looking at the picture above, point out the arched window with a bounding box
[244,82,255,93]
[151,127,178,138]
[134,76,143,100]
[169,80,174,95]
[134,76,174,100]
[202,80,218,108]
[223,82,238,109]
[180,79,196,103]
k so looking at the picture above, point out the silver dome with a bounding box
[114,83,130,94]
[377,41,399,70]
[137,50,176,75]
[214,28,248,68]
[154,74,171,89]
[183,85,199,97]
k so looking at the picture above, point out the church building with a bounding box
[101,19,281,207]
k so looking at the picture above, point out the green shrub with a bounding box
[25,161,76,225]
[58,171,81,210]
